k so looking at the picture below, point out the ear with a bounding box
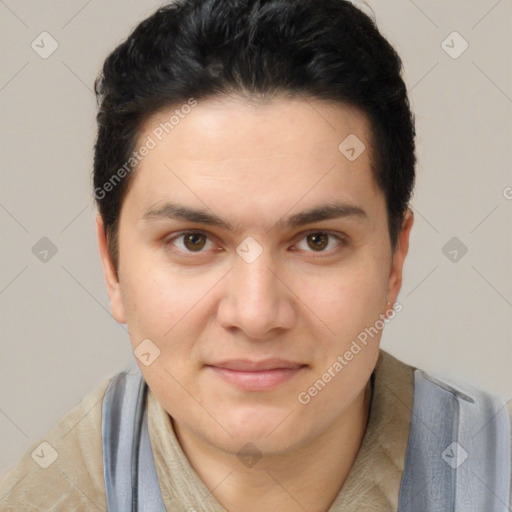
[386,208,414,307]
[96,214,127,324]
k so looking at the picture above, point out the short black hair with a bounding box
[93,0,416,272]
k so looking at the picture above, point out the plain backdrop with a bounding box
[1,0,511,479]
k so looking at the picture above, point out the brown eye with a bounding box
[306,233,329,251]
[295,231,344,254]
[166,231,213,254]
[183,233,207,251]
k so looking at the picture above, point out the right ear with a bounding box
[96,214,127,324]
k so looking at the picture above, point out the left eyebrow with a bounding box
[141,201,368,233]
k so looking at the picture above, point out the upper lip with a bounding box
[207,359,306,371]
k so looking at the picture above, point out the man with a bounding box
[1,0,510,510]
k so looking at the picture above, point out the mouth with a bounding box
[205,359,307,392]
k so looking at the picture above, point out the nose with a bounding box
[217,244,296,340]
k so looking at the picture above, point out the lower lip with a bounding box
[206,366,305,392]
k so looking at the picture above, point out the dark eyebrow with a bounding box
[141,201,367,232]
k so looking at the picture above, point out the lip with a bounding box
[205,359,307,392]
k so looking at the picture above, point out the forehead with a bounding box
[140,94,373,164]
[123,95,383,227]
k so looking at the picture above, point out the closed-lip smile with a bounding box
[205,359,307,391]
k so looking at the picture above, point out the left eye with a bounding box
[295,232,343,253]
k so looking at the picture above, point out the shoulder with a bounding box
[406,360,511,441]
[0,374,113,511]
[394,356,511,508]
[380,349,510,422]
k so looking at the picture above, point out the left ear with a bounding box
[386,208,414,306]
[96,213,127,324]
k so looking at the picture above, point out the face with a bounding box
[97,95,412,458]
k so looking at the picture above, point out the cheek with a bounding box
[301,259,389,336]
[119,253,184,348]
[120,252,220,364]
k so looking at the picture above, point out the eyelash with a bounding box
[164,230,347,258]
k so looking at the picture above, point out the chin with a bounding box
[220,410,303,448]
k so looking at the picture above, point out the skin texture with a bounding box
[96,95,413,512]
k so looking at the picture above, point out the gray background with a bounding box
[1,0,511,478]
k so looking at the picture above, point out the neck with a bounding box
[173,377,374,512]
